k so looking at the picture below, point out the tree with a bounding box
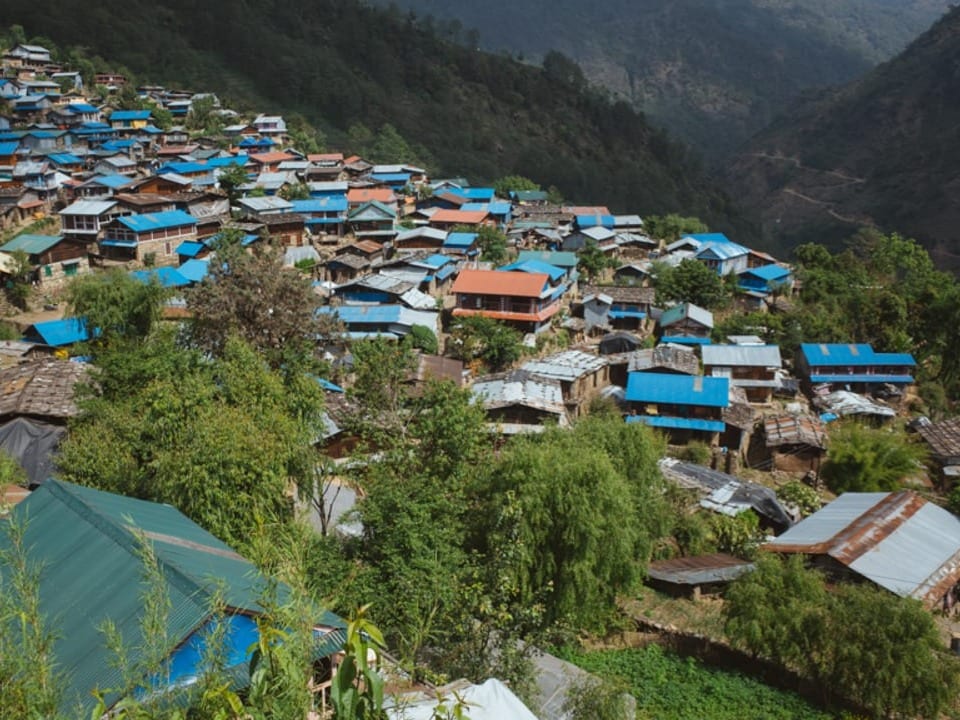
[186,243,329,369]
[4,249,34,310]
[368,123,414,164]
[644,214,707,242]
[724,555,960,718]
[820,422,927,493]
[653,258,727,308]
[58,336,321,548]
[279,181,311,201]
[185,94,216,132]
[577,239,616,282]
[472,224,508,265]
[217,163,250,206]
[408,324,438,354]
[480,423,646,629]
[493,175,539,198]
[446,316,522,372]
[66,269,169,351]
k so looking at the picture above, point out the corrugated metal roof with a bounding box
[695,241,750,261]
[499,260,565,282]
[739,264,791,282]
[443,232,477,248]
[473,369,566,414]
[118,210,197,233]
[516,250,578,268]
[0,233,62,255]
[701,344,782,369]
[814,390,896,418]
[647,553,755,586]
[25,317,89,347]
[625,372,728,407]
[109,109,151,120]
[60,199,118,216]
[763,414,827,449]
[0,480,315,714]
[451,269,549,298]
[660,302,714,329]
[800,343,916,368]
[238,196,293,212]
[767,491,960,604]
[522,350,607,382]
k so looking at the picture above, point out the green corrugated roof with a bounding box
[1,233,63,255]
[0,480,282,714]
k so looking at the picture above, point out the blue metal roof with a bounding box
[159,161,209,175]
[318,305,402,324]
[100,139,137,151]
[26,318,89,346]
[609,310,646,319]
[435,264,456,282]
[177,259,210,283]
[91,174,133,189]
[415,254,454,269]
[47,152,82,165]
[625,372,729,407]
[1,233,62,254]
[626,416,726,432]
[206,155,248,167]
[109,110,151,121]
[370,172,411,183]
[290,197,348,213]
[686,233,733,244]
[451,187,495,201]
[131,267,190,288]
[100,239,138,248]
[118,210,197,233]
[176,241,206,258]
[0,141,20,155]
[661,336,712,345]
[800,343,916,368]
[695,241,749,261]
[810,374,914,384]
[516,250,579,269]
[443,232,477,248]
[499,260,565,282]
[576,214,616,229]
[68,103,99,114]
[739,264,791,282]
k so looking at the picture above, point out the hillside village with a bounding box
[4,40,960,720]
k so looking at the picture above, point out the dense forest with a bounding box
[728,4,960,266]
[374,0,948,161]
[4,2,753,241]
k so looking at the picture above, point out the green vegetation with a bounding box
[644,214,708,243]
[560,644,831,720]
[725,555,960,719]
[653,258,728,309]
[0,10,751,234]
[820,422,927,493]
[447,315,523,372]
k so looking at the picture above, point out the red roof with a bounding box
[347,188,395,204]
[430,209,489,225]
[308,153,344,163]
[250,151,295,164]
[564,205,610,215]
[451,269,548,298]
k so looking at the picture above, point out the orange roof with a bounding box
[431,209,488,225]
[347,188,396,204]
[451,269,548,298]
[352,239,383,254]
[344,155,362,164]
[250,151,295,164]
[308,153,344,163]
[564,205,610,215]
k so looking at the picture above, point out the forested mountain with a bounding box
[377,0,950,163]
[726,5,960,266]
[5,1,753,239]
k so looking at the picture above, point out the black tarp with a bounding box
[599,331,642,355]
[0,417,66,487]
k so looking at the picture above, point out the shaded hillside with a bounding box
[5,1,753,239]
[378,0,950,163]
[726,5,960,265]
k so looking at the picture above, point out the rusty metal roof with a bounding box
[916,417,960,462]
[763,414,828,450]
[647,553,755,586]
[766,491,960,605]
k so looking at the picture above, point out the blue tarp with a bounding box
[625,416,726,432]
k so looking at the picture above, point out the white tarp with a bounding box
[387,678,539,720]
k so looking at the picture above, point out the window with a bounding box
[43,265,52,277]
[63,262,79,277]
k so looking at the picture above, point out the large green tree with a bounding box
[653,258,727,308]
[820,422,927,493]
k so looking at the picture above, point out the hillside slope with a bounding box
[380,0,949,163]
[726,5,960,264]
[6,0,754,237]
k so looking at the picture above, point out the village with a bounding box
[3,39,960,720]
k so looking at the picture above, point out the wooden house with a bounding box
[100,209,198,265]
[451,269,562,335]
[701,344,783,404]
[625,372,729,445]
[0,233,88,284]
